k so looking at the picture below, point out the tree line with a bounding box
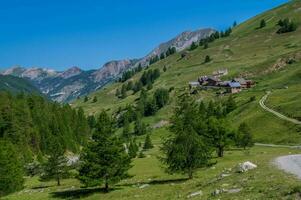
[116,68,161,99]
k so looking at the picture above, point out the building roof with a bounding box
[233,78,246,85]
[207,76,221,82]
[228,82,241,88]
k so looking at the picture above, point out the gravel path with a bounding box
[275,155,301,179]
[259,92,301,125]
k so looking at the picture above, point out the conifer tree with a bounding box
[160,94,211,179]
[84,96,89,102]
[40,139,69,186]
[260,19,266,28]
[0,140,24,196]
[122,117,131,140]
[128,139,139,158]
[121,84,127,99]
[143,134,153,150]
[134,113,147,136]
[92,96,98,103]
[189,42,198,51]
[78,111,131,192]
[206,117,232,157]
[115,88,121,97]
[237,123,253,149]
[224,95,236,114]
[204,55,211,63]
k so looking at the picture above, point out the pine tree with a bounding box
[259,19,266,28]
[121,84,127,99]
[160,95,211,179]
[160,52,165,60]
[189,42,198,51]
[134,114,147,136]
[78,111,131,192]
[0,140,24,196]
[87,115,96,129]
[204,43,209,49]
[40,139,69,186]
[224,95,236,114]
[233,21,237,27]
[204,55,211,63]
[92,96,98,103]
[207,117,232,157]
[143,134,153,150]
[153,88,169,109]
[128,139,139,158]
[115,88,121,97]
[84,96,89,102]
[163,65,167,72]
[122,117,131,140]
[237,123,253,149]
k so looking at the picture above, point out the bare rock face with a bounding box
[58,66,82,79]
[138,28,216,66]
[92,59,137,82]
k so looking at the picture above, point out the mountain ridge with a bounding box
[1,28,216,102]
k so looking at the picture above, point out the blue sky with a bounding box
[0,0,288,71]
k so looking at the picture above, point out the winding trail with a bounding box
[259,92,301,125]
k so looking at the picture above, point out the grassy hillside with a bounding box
[4,1,301,200]
[4,131,301,200]
[0,75,41,94]
[73,0,301,144]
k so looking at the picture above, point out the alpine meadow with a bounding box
[1,0,301,199]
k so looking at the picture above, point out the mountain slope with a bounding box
[1,28,214,102]
[73,0,301,144]
[0,74,41,94]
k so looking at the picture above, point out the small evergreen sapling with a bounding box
[143,134,153,150]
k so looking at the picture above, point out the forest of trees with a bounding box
[277,18,298,34]
[116,68,161,98]
[0,92,91,195]
[0,92,90,159]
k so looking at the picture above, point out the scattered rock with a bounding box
[212,189,222,196]
[139,184,150,189]
[187,190,203,198]
[152,120,169,129]
[227,188,242,193]
[236,161,257,173]
[220,173,231,178]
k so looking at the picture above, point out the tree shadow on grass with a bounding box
[118,177,189,187]
[51,187,121,199]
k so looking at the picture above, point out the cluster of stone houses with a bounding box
[189,69,254,94]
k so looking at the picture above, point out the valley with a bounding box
[0,0,301,199]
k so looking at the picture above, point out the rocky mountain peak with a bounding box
[59,66,83,79]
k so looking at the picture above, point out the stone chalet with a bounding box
[232,78,254,88]
[226,82,242,94]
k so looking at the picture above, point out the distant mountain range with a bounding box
[1,28,215,102]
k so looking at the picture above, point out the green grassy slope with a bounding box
[4,136,301,199]
[73,0,301,144]
[0,74,41,94]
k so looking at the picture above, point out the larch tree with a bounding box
[40,139,69,186]
[160,94,212,179]
[78,110,131,192]
[0,140,24,196]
